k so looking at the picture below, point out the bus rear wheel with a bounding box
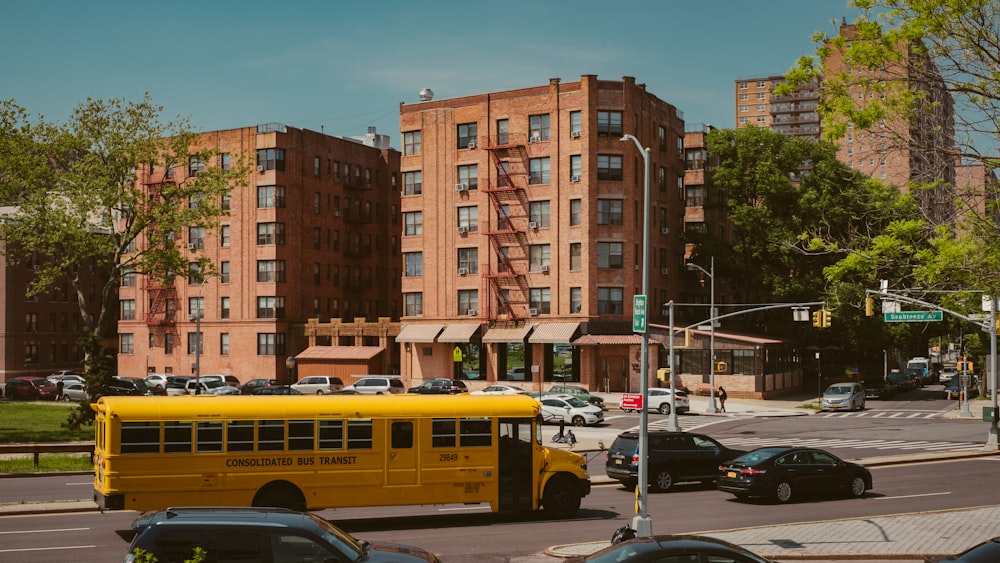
[542,475,581,519]
[252,481,306,512]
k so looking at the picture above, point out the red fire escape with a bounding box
[482,133,531,322]
[142,178,178,343]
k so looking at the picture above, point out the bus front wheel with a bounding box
[542,476,582,519]
[253,481,306,512]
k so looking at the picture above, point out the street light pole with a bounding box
[686,258,716,413]
[620,133,653,538]
[189,312,202,395]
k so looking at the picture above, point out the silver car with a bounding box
[821,382,866,412]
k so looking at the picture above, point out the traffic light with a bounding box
[865,297,875,317]
[657,368,670,382]
[812,310,823,327]
[822,309,832,328]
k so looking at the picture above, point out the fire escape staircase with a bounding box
[141,177,179,338]
[482,135,531,322]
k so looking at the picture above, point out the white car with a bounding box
[185,378,240,395]
[939,367,959,383]
[471,385,528,395]
[46,374,84,386]
[539,395,605,426]
[144,373,170,391]
[623,388,690,415]
[343,377,405,394]
[821,382,866,411]
[291,376,345,394]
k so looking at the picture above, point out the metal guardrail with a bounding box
[0,441,94,468]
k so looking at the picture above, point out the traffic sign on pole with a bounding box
[633,295,647,333]
[883,311,943,322]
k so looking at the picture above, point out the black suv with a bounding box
[121,506,440,562]
[109,377,153,396]
[606,430,746,492]
[408,378,469,394]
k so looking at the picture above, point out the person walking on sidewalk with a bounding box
[717,386,727,413]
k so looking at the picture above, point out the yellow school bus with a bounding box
[92,393,591,518]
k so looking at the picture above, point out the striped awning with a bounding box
[437,323,481,343]
[482,324,534,343]
[395,323,445,343]
[573,334,643,345]
[528,322,580,343]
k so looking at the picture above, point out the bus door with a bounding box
[497,418,534,512]
[388,420,417,486]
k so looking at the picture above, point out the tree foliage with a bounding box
[0,95,247,422]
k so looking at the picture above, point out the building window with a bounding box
[313,156,321,178]
[220,153,231,171]
[529,200,551,228]
[257,333,286,356]
[597,111,623,136]
[404,252,423,277]
[164,333,174,354]
[458,206,478,232]
[119,334,134,355]
[739,82,748,89]
[597,199,624,225]
[220,297,230,319]
[597,155,623,181]
[457,122,478,149]
[529,114,550,141]
[122,299,135,322]
[569,155,582,181]
[404,131,422,156]
[188,226,205,250]
[457,164,478,190]
[218,261,230,284]
[257,296,286,319]
[598,242,624,269]
[658,126,666,151]
[598,287,624,314]
[257,222,286,245]
[257,185,286,208]
[569,111,582,137]
[529,157,550,185]
[188,262,204,285]
[220,333,229,356]
[570,243,582,271]
[403,171,422,195]
[458,247,478,274]
[403,211,423,236]
[570,287,583,313]
[220,224,230,247]
[187,332,203,355]
[458,289,478,316]
[257,260,286,282]
[404,293,423,317]
[256,148,285,171]
[188,297,204,319]
[570,199,582,226]
[530,288,551,314]
[529,244,551,272]
[188,156,205,177]
[496,119,509,144]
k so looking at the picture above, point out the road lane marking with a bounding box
[0,546,95,553]
[0,527,89,535]
[874,492,951,500]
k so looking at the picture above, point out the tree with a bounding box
[0,95,247,423]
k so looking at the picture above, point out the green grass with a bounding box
[0,402,93,442]
[0,454,92,474]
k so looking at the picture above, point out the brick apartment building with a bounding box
[116,124,401,383]
[397,75,690,394]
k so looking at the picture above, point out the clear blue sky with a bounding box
[3,1,861,149]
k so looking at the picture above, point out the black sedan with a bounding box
[717,446,872,504]
[925,536,1000,563]
[251,385,302,395]
[567,534,774,563]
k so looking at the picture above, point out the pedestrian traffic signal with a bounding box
[865,297,875,317]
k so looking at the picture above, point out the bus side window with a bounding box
[432,418,456,447]
[391,421,413,449]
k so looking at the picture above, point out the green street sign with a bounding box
[633,295,647,333]
[883,311,943,322]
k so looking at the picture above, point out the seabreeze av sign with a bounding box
[883,311,943,322]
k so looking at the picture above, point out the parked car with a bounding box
[185,378,240,395]
[342,376,405,394]
[539,395,605,427]
[717,446,872,503]
[506,366,527,380]
[46,373,84,386]
[904,367,925,387]
[863,377,894,400]
[143,373,170,392]
[606,430,745,492]
[566,534,774,563]
[939,366,959,383]
[239,378,276,394]
[61,382,89,402]
[251,385,302,395]
[924,536,1000,563]
[290,375,345,394]
[4,376,58,401]
[820,382,866,411]
[109,377,153,396]
[548,384,606,410]
[164,376,192,396]
[886,369,912,392]
[622,387,689,415]
[944,373,979,400]
[119,506,441,563]
[470,384,528,395]
[408,378,468,394]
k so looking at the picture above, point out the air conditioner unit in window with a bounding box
[528,221,539,230]
[457,226,469,235]
[467,141,477,149]
[528,308,539,316]
[661,227,670,234]
[570,175,581,182]
[467,309,478,316]
[458,267,469,276]
[570,130,582,138]
[540,265,550,273]
[661,267,669,275]
[455,183,469,192]
[256,165,264,173]
[187,243,196,251]
[528,135,541,143]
